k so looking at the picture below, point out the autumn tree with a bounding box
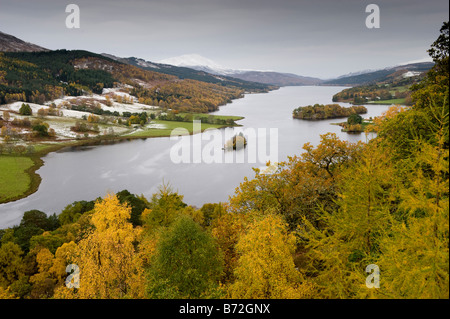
[13,210,59,253]
[49,241,82,299]
[58,200,95,225]
[0,286,15,299]
[71,194,144,299]
[228,133,362,230]
[200,202,225,227]
[228,214,312,299]
[116,189,149,227]
[427,21,449,74]
[377,97,449,298]
[29,248,56,298]
[299,140,398,298]
[210,212,251,284]
[141,184,187,230]
[19,103,32,116]
[411,21,449,149]
[0,242,26,294]
[146,215,223,299]
[378,148,449,298]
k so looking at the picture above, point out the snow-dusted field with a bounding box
[0,90,160,141]
[147,123,167,129]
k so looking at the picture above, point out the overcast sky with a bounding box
[0,0,448,78]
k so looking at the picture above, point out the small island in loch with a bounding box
[292,103,367,120]
[335,113,375,133]
[224,132,247,150]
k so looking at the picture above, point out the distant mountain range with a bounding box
[158,54,235,75]
[154,54,434,87]
[231,71,323,86]
[323,62,434,86]
[157,54,323,86]
[0,30,435,89]
[0,31,48,52]
[101,54,276,92]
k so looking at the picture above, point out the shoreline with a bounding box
[0,119,243,205]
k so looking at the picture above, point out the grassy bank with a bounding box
[125,119,239,138]
[0,155,42,204]
[366,98,406,105]
[178,113,244,122]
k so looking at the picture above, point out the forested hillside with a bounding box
[331,68,428,105]
[0,22,448,300]
[323,62,434,86]
[104,55,276,92]
[0,50,273,113]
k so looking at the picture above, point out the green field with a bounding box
[126,120,237,138]
[388,85,410,94]
[178,112,244,121]
[367,98,406,105]
[0,156,35,203]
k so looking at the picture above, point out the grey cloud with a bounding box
[0,0,447,78]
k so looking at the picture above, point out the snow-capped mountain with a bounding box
[157,54,237,75]
[334,68,379,79]
[157,54,323,86]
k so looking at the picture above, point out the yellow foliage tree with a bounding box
[378,123,449,298]
[29,248,56,299]
[70,194,145,299]
[0,286,16,299]
[211,212,251,284]
[228,214,312,299]
[228,133,363,230]
[300,141,397,298]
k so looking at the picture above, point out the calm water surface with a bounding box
[0,86,392,228]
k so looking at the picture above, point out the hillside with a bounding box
[331,66,430,105]
[0,49,261,113]
[229,71,322,86]
[102,54,276,92]
[0,31,48,52]
[0,30,276,113]
[323,62,434,86]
